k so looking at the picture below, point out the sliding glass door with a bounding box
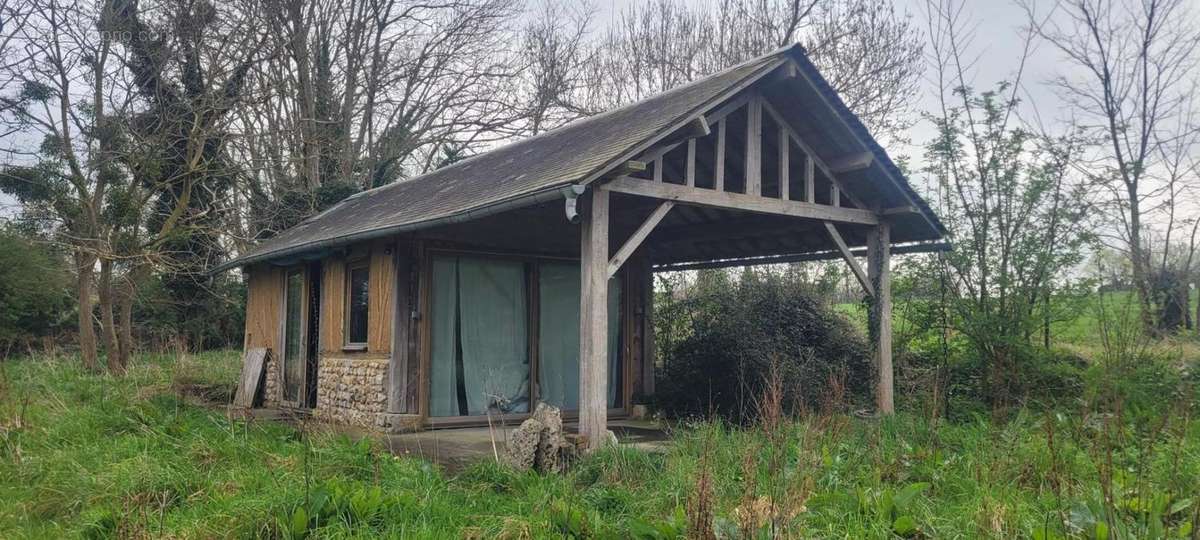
[427,254,623,418]
[537,263,622,410]
[429,256,531,417]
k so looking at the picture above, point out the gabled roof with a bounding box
[216,45,943,272]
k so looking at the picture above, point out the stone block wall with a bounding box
[313,356,389,428]
[261,352,280,407]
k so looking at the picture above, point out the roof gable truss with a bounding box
[626,82,876,215]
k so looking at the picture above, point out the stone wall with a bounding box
[261,352,280,407]
[313,356,389,428]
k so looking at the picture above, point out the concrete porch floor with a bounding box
[379,419,673,469]
[236,408,672,470]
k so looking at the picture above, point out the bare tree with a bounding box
[920,0,1094,407]
[227,0,528,243]
[0,0,268,370]
[1022,0,1200,332]
[543,0,925,145]
[518,0,596,134]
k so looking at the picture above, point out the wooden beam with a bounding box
[580,58,786,189]
[386,251,413,414]
[760,99,866,209]
[605,175,880,225]
[579,187,610,450]
[653,241,951,271]
[824,222,872,297]
[608,202,674,278]
[638,142,680,164]
[829,151,874,173]
[704,93,752,125]
[603,160,646,179]
[685,140,696,187]
[715,120,726,191]
[786,57,942,239]
[882,205,920,216]
[867,223,893,415]
[831,185,840,207]
[778,126,790,200]
[745,96,762,197]
[803,154,815,202]
[685,115,711,138]
[653,157,663,182]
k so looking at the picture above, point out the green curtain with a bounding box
[458,258,529,414]
[537,264,580,409]
[428,257,460,417]
[537,262,622,409]
[428,256,530,416]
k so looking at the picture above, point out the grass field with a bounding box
[1,349,1198,538]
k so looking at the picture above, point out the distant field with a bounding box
[1,351,1197,537]
[837,290,1199,354]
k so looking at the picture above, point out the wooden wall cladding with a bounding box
[317,239,395,354]
[368,241,395,354]
[244,265,283,352]
[320,258,346,353]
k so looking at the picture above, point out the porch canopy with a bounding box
[218,44,947,449]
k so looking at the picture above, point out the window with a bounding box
[345,261,370,348]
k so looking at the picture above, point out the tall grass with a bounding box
[0,350,1197,538]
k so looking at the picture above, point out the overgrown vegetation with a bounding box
[0,349,1196,538]
[0,226,74,357]
[654,268,872,423]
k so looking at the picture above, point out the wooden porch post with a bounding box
[867,222,893,414]
[579,187,610,449]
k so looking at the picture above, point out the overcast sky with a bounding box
[3,1,1193,230]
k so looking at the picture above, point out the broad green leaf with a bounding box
[892,515,919,537]
[290,506,308,538]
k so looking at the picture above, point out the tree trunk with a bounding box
[76,251,99,372]
[1042,288,1051,350]
[98,258,121,373]
[113,265,140,374]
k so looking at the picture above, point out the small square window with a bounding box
[346,262,370,347]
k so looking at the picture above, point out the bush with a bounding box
[898,338,1089,421]
[0,227,74,357]
[654,269,872,423]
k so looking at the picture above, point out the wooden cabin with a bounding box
[215,45,947,448]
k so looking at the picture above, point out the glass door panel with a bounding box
[282,269,305,405]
